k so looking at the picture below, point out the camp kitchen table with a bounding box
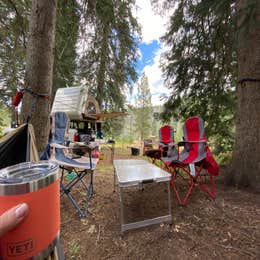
[76,139,115,162]
[113,159,172,233]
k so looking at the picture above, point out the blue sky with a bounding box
[131,0,170,106]
[137,40,160,73]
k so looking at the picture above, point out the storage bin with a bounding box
[131,147,140,156]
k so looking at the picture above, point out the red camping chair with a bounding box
[159,125,175,157]
[168,116,219,205]
[145,125,175,164]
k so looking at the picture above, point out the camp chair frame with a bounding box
[59,165,94,218]
[143,139,154,155]
[49,112,98,218]
[159,125,175,157]
[145,125,175,164]
[50,145,96,217]
[168,117,218,205]
[170,146,216,206]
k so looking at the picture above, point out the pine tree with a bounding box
[52,0,80,94]
[153,0,260,187]
[0,0,30,104]
[134,73,152,141]
[0,0,80,127]
[153,0,236,157]
[79,0,140,111]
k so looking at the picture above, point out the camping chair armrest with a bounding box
[50,143,68,149]
[177,140,207,146]
[71,141,99,152]
[84,142,99,151]
[167,143,178,149]
[50,143,76,152]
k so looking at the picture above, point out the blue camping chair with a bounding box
[49,112,98,217]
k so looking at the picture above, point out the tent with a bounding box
[0,124,39,170]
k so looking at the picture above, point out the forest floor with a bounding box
[60,147,260,260]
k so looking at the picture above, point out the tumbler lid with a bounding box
[0,161,59,195]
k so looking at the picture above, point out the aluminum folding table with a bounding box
[114,159,172,233]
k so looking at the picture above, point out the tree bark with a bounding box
[21,0,57,153]
[229,0,260,186]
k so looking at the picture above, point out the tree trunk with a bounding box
[96,24,109,109]
[21,0,57,153]
[229,0,260,187]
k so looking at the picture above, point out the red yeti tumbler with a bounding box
[0,161,60,260]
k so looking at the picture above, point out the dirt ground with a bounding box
[59,148,260,260]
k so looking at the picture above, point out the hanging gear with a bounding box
[12,90,24,107]
[12,88,51,123]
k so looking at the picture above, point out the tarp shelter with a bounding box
[94,112,128,120]
[51,86,127,121]
[51,87,101,121]
[0,124,39,170]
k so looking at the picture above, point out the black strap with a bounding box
[26,97,37,123]
[23,88,50,123]
[238,78,260,84]
[24,88,50,99]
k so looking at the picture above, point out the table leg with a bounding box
[113,167,116,192]
[167,181,172,224]
[119,187,124,234]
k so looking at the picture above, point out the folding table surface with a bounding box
[113,159,172,233]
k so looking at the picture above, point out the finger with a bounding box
[0,203,29,237]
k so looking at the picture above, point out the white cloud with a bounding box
[130,48,169,106]
[131,0,172,106]
[135,0,168,44]
[143,48,169,106]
